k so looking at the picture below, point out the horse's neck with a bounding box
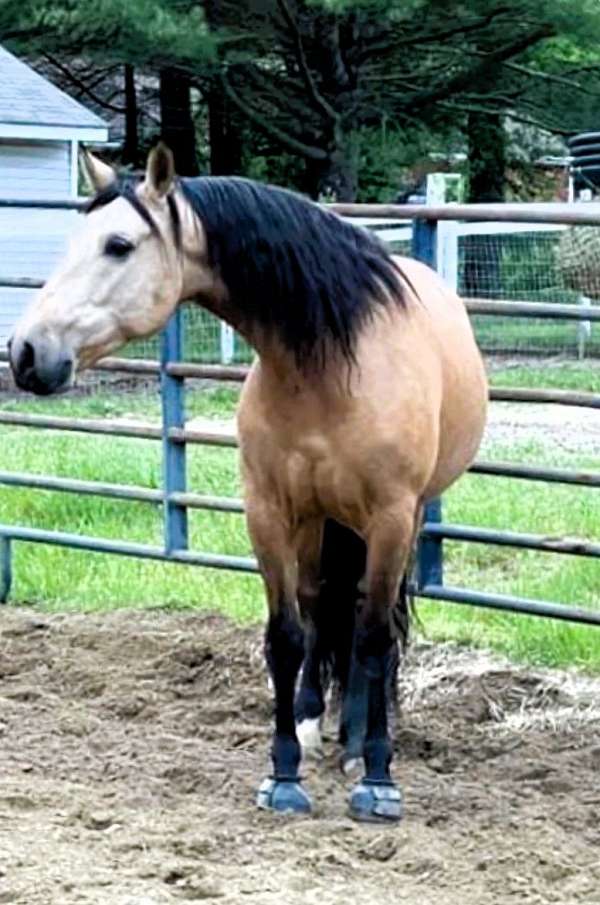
[252,340,356,405]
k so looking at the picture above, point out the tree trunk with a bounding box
[159,67,199,176]
[318,150,357,201]
[464,111,506,296]
[207,82,243,175]
[304,142,357,201]
[467,111,506,203]
[122,64,139,168]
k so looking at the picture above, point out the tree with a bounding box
[4,0,600,199]
[0,0,215,171]
[205,0,600,198]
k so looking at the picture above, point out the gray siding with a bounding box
[0,140,71,199]
[0,288,35,343]
[0,141,77,342]
[0,210,78,342]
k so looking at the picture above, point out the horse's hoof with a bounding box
[349,780,403,823]
[256,777,312,814]
[296,718,324,760]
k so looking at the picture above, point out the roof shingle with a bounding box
[0,45,107,131]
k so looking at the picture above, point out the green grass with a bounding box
[0,380,599,672]
[472,317,600,358]
[0,383,240,422]
[423,440,599,671]
[489,362,600,394]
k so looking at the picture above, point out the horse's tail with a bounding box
[317,520,411,699]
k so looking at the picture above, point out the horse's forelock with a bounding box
[84,177,180,246]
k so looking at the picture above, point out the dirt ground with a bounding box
[1,611,599,905]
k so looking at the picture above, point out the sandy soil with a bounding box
[1,610,599,905]
[481,403,600,456]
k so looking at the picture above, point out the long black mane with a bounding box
[88,176,406,366]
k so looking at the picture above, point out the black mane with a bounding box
[87,176,406,366]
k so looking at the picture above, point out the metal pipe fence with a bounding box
[0,200,599,627]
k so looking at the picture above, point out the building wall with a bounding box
[0,139,78,343]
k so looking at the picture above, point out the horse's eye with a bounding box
[104,235,134,259]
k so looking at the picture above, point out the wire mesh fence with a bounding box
[124,305,254,364]
[455,226,600,358]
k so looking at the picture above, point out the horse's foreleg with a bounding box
[348,501,417,823]
[247,503,312,815]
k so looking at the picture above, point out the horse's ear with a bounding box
[81,149,116,192]
[144,142,176,200]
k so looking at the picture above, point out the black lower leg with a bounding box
[340,620,368,756]
[295,617,325,724]
[356,622,395,782]
[265,609,305,779]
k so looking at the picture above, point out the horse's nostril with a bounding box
[19,340,35,374]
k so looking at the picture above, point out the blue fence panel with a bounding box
[160,311,189,554]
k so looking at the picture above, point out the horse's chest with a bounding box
[243,425,370,525]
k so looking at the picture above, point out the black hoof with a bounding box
[256,777,312,814]
[349,779,403,823]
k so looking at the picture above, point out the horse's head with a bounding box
[9,144,188,395]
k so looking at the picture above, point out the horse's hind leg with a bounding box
[295,520,362,759]
[247,502,312,814]
[348,500,417,823]
[294,519,326,759]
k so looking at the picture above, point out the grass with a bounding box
[422,441,599,671]
[488,361,600,394]
[0,367,599,672]
[472,318,600,359]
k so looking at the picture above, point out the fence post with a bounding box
[412,218,444,590]
[220,323,235,364]
[0,536,12,603]
[437,220,459,292]
[418,499,443,588]
[160,310,188,554]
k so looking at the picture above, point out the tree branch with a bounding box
[222,75,327,160]
[403,24,555,113]
[42,53,126,114]
[438,99,571,136]
[275,0,339,122]
[503,60,600,96]
[242,63,319,120]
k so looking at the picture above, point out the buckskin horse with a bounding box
[8,145,487,822]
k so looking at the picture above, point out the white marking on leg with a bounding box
[342,756,365,778]
[296,717,324,759]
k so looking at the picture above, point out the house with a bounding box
[0,45,109,344]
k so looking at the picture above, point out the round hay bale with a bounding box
[557,226,600,297]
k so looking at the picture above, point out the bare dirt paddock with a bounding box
[1,610,599,905]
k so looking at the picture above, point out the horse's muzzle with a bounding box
[8,334,73,396]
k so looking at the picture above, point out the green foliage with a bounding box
[353,123,464,202]
[5,0,600,198]
[1,0,215,68]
